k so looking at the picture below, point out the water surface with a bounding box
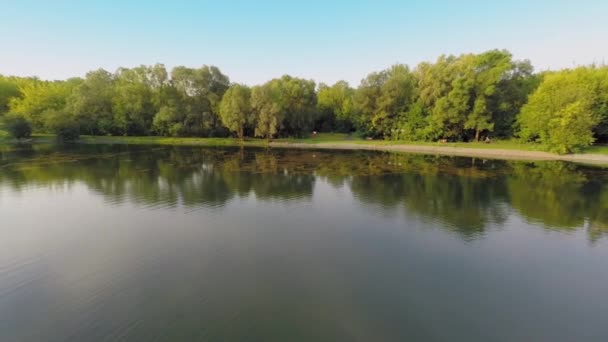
[1,144,607,341]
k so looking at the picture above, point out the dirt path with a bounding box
[269,142,608,165]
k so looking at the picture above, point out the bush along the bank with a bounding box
[2,113,32,139]
[1,51,607,153]
[43,109,80,141]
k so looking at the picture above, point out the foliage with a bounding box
[273,75,317,137]
[9,79,78,129]
[251,82,282,140]
[354,64,416,137]
[517,67,608,153]
[66,69,115,135]
[464,50,513,141]
[390,102,428,141]
[1,50,607,153]
[3,113,32,139]
[317,81,355,132]
[170,65,230,136]
[111,66,158,135]
[491,60,541,137]
[0,76,21,114]
[546,102,597,153]
[43,109,80,141]
[153,106,185,137]
[414,50,530,141]
[219,84,253,139]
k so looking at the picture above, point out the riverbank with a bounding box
[270,141,608,165]
[3,133,608,165]
[73,135,608,165]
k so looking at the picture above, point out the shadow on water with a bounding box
[1,143,607,242]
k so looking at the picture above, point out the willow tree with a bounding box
[274,75,317,137]
[464,50,513,141]
[171,65,230,136]
[219,84,253,141]
[354,64,416,137]
[252,82,282,142]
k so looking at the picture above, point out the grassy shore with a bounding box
[2,131,608,164]
[80,133,608,154]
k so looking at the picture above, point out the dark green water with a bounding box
[1,144,607,341]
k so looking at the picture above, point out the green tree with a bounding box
[153,106,185,137]
[355,64,415,137]
[274,75,317,137]
[391,102,428,141]
[252,82,282,141]
[416,55,458,140]
[10,79,78,130]
[2,113,32,139]
[112,66,156,135]
[66,69,115,135]
[152,76,186,137]
[518,67,608,153]
[0,76,21,115]
[316,81,355,132]
[547,101,597,153]
[424,54,476,140]
[415,50,533,141]
[465,50,513,141]
[490,60,541,138]
[592,67,608,142]
[219,84,253,140]
[43,109,80,141]
[171,65,230,136]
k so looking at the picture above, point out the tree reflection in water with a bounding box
[1,144,607,242]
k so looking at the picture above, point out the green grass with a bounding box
[81,133,357,146]
[79,135,270,147]
[276,133,360,144]
[0,131,56,143]
[378,139,548,151]
[287,134,608,155]
[285,134,608,155]
[582,144,608,154]
[277,134,551,152]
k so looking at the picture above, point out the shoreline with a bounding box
[3,136,608,165]
[268,142,608,165]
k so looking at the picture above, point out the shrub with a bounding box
[43,109,80,141]
[3,113,32,139]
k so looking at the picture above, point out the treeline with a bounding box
[1,49,608,152]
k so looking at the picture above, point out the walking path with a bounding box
[270,142,608,165]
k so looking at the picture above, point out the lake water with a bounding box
[1,144,607,341]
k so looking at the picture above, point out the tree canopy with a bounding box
[219,84,253,140]
[1,50,607,153]
[518,67,608,153]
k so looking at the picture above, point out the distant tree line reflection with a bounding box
[1,144,606,241]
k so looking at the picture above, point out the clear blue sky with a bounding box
[1,0,607,86]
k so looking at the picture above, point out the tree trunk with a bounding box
[475,129,480,142]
